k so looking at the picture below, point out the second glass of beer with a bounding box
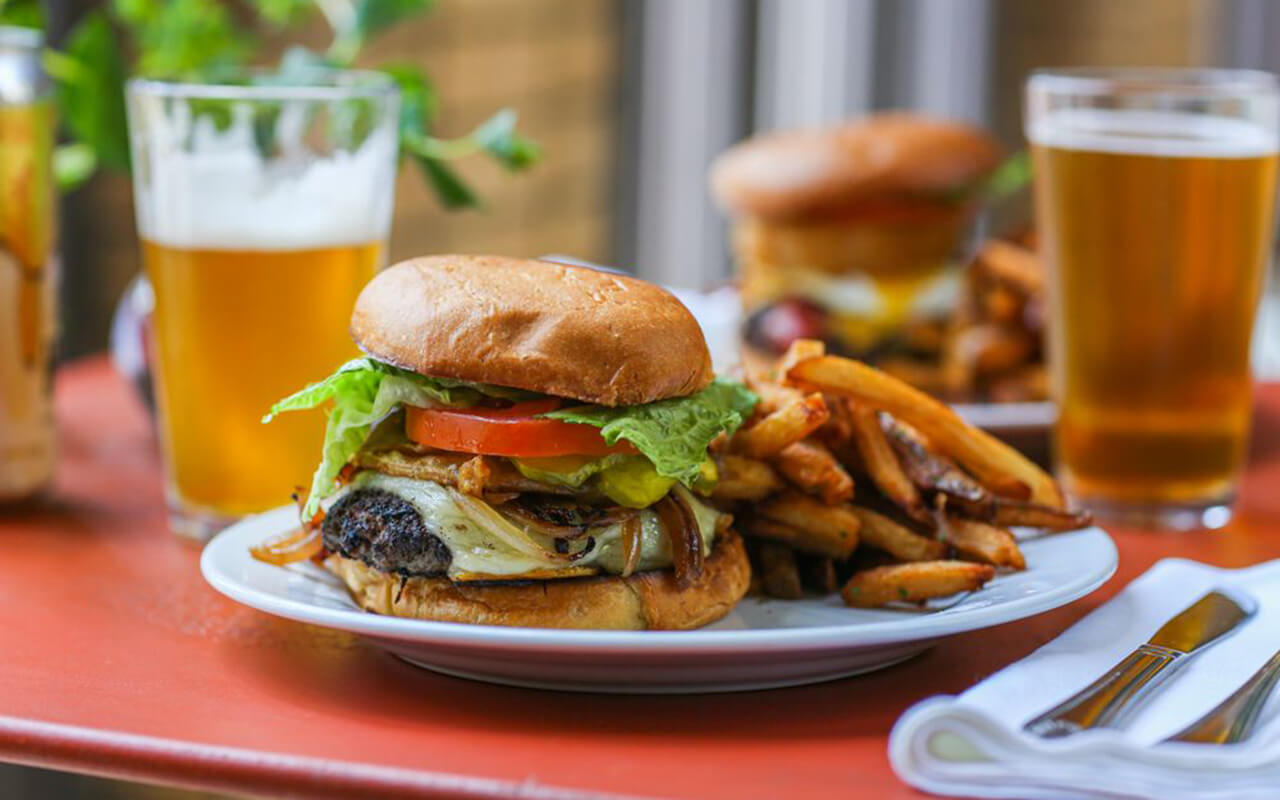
[127,72,400,540]
[1026,69,1279,530]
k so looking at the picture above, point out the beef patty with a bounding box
[321,488,452,577]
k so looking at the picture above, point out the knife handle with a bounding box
[1024,644,1185,737]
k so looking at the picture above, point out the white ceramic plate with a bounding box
[954,401,1056,435]
[202,507,1117,694]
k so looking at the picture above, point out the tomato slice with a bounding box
[404,401,637,458]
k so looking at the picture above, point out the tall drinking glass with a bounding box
[1026,69,1279,530]
[127,71,400,540]
[0,27,55,503]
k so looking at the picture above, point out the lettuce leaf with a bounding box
[540,378,757,487]
[264,357,497,517]
[265,358,756,517]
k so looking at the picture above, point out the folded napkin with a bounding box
[890,558,1280,800]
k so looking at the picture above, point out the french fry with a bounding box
[847,404,925,521]
[745,370,803,414]
[976,240,1044,295]
[882,417,995,518]
[756,540,804,599]
[786,356,1063,507]
[754,492,860,559]
[779,338,826,377]
[987,366,1050,405]
[842,561,996,608]
[877,358,950,397]
[713,455,784,501]
[978,283,1024,326]
[797,553,839,595]
[742,516,808,546]
[744,511,858,561]
[950,324,1036,378]
[850,507,947,562]
[731,394,830,459]
[817,394,855,446]
[771,439,854,505]
[992,501,1092,531]
[943,518,1026,570]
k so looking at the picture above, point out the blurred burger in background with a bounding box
[710,112,1002,391]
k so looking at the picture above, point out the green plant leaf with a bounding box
[53,142,96,191]
[55,11,130,171]
[250,0,316,27]
[120,0,249,80]
[0,0,43,29]
[472,108,540,170]
[985,150,1032,199]
[354,0,436,41]
[379,63,438,140]
[414,155,479,209]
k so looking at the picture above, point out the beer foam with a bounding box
[1028,109,1278,158]
[133,103,399,250]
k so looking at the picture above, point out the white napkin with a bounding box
[890,558,1280,800]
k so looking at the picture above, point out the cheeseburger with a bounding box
[262,255,755,630]
[710,112,1001,373]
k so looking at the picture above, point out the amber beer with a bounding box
[143,241,380,516]
[0,30,55,503]
[128,71,400,538]
[1031,107,1278,519]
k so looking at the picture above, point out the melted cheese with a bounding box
[336,472,721,579]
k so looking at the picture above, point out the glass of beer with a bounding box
[0,27,56,504]
[1026,69,1279,530]
[127,71,400,540]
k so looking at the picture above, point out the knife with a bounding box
[1024,589,1256,738]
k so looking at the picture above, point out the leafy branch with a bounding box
[0,0,537,208]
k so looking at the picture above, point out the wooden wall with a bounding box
[368,0,622,264]
[989,0,1224,145]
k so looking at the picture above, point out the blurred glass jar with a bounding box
[0,27,56,503]
[709,113,1000,391]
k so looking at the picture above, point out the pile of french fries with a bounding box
[877,238,1048,404]
[941,238,1048,403]
[712,339,1089,608]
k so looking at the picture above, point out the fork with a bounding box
[1164,650,1280,744]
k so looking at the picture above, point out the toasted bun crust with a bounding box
[323,529,751,630]
[350,255,713,407]
[710,112,1002,220]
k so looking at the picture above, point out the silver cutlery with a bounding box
[1025,589,1257,738]
[1165,649,1280,744]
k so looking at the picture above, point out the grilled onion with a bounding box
[620,516,643,577]
[449,488,590,563]
[655,491,703,588]
[499,498,641,540]
[250,526,323,566]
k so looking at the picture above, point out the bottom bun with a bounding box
[324,529,751,630]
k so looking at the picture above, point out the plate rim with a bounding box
[201,506,1117,653]
[953,400,1056,432]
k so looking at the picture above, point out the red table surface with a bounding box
[2,358,1280,800]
